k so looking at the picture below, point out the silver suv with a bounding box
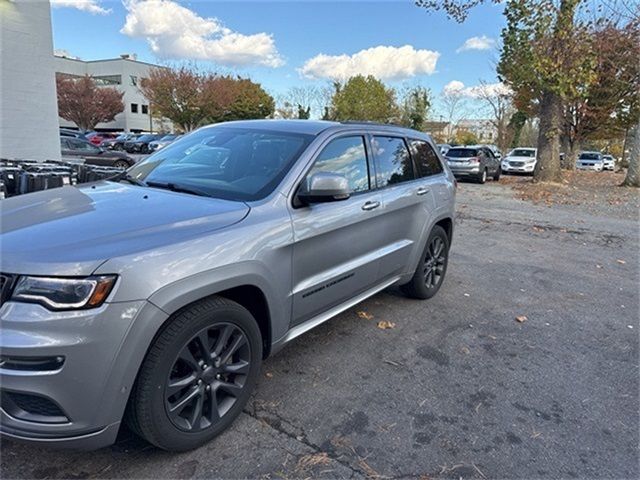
[0,120,455,451]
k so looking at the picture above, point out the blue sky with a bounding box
[50,0,506,116]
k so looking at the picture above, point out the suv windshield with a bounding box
[579,153,601,160]
[126,126,313,202]
[510,149,535,157]
[446,148,478,158]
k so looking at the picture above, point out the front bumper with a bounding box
[576,163,603,171]
[0,299,167,449]
[502,162,535,173]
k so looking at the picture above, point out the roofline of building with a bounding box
[53,55,168,70]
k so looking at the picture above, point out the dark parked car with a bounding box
[445,145,501,183]
[103,133,139,151]
[60,137,135,169]
[124,134,162,154]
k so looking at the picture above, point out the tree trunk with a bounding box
[567,139,580,170]
[621,118,640,187]
[560,134,575,169]
[534,91,563,182]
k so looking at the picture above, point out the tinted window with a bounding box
[127,127,313,202]
[579,153,601,160]
[307,136,370,193]
[372,136,414,187]
[447,148,478,158]
[411,140,443,177]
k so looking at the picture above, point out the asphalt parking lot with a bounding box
[1,180,638,479]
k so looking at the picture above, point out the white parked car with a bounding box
[501,147,537,175]
[602,155,615,171]
[576,152,604,172]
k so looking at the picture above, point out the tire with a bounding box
[477,168,487,184]
[400,225,449,300]
[126,296,262,451]
[113,160,130,169]
[493,166,501,181]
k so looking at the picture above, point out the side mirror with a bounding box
[297,172,351,204]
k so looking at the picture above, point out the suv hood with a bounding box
[0,182,249,276]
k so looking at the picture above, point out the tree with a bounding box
[330,75,399,122]
[399,86,432,131]
[454,129,480,145]
[56,75,124,131]
[440,88,468,143]
[563,20,640,169]
[474,81,516,152]
[297,104,311,119]
[219,79,275,122]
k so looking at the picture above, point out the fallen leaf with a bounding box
[460,346,471,355]
[296,452,330,472]
[515,315,528,323]
[377,321,396,330]
[357,311,374,320]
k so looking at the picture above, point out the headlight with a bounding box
[11,276,117,310]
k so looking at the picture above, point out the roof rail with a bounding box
[340,120,408,128]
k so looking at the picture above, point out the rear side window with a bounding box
[307,136,370,193]
[372,136,414,187]
[447,148,478,158]
[410,140,443,177]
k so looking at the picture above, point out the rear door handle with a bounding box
[361,201,380,211]
[416,187,430,196]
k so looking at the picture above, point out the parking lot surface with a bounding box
[1,181,638,479]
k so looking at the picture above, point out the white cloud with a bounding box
[50,0,111,15]
[444,80,512,98]
[456,35,496,53]
[299,45,440,81]
[120,0,284,68]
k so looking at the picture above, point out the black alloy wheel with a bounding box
[165,323,251,432]
[423,235,446,289]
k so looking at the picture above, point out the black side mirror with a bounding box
[297,172,351,205]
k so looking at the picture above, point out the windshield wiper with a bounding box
[146,181,212,198]
[111,171,147,187]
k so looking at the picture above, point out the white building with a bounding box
[54,54,171,133]
[1,0,60,161]
[455,119,497,143]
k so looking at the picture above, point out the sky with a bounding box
[50,0,508,117]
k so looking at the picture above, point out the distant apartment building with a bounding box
[54,53,172,133]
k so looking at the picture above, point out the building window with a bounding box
[131,103,138,113]
[141,105,148,115]
[94,75,122,86]
[130,75,138,86]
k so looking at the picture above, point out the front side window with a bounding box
[411,140,443,177]
[306,136,370,193]
[372,136,414,187]
[127,127,313,202]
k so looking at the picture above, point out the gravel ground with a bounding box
[1,180,638,479]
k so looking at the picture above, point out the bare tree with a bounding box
[474,80,515,152]
[440,89,468,143]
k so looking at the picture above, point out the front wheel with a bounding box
[401,225,449,300]
[113,160,130,169]
[126,296,262,451]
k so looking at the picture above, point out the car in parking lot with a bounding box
[87,132,119,146]
[0,120,455,452]
[501,147,537,175]
[148,134,181,153]
[60,136,136,169]
[445,145,501,183]
[602,154,615,171]
[576,151,604,171]
[124,134,162,154]
[102,133,139,151]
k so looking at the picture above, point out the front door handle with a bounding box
[416,187,430,196]
[361,201,380,211]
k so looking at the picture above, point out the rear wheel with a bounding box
[401,225,449,300]
[477,168,487,184]
[493,166,501,181]
[126,296,262,451]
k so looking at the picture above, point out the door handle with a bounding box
[361,201,380,211]
[416,187,430,196]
